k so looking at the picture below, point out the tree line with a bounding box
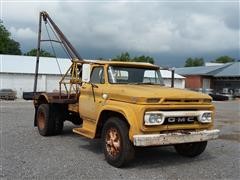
[111,52,154,64]
[0,21,55,57]
[184,56,235,67]
[0,21,236,66]
[0,21,21,55]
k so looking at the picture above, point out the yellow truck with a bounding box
[28,12,220,167]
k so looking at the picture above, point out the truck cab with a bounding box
[34,60,220,167]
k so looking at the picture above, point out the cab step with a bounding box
[73,127,95,139]
[72,119,97,139]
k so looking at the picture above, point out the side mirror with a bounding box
[82,64,91,83]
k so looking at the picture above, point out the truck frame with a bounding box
[27,11,220,167]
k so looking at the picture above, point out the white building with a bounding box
[0,54,185,98]
[0,54,70,98]
[160,69,185,89]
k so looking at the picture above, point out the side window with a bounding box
[90,67,105,84]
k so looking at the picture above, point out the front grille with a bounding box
[163,116,198,125]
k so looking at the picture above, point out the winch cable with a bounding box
[47,21,72,60]
[47,22,84,93]
[44,22,63,75]
[44,23,70,93]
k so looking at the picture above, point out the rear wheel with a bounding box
[36,104,64,136]
[37,104,55,136]
[174,141,208,157]
[51,105,64,135]
[102,117,135,167]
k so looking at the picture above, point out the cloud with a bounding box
[2,1,239,64]
[9,27,37,40]
[172,13,239,53]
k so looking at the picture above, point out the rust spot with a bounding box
[37,111,45,130]
[106,127,121,157]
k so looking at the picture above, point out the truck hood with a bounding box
[106,85,211,104]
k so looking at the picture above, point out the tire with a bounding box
[101,117,135,167]
[54,114,64,134]
[174,141,208,157]
[36,104,55,136]
[51,105,64,135]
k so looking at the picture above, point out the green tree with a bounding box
[112,52,155,64]
[24,48,55,57]
[184,57,204,67]
[132,55,154,64]
[212,56,235,63]
[0,21,22,55]
[112,52,131,62]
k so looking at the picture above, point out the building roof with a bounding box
[213,62,240,77]
[0,54,184,79]
[175,62,239,77]
[0,54,71,75]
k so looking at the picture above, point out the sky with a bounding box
[1,0,240,67]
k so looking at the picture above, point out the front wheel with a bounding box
[174,141,208,157]
[102,117,135,167]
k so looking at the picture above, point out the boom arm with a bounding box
[40,11,83,60]
[33,11,84,94]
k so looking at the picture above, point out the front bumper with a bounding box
[133,129,220,147]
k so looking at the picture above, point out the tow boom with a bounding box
[33,11,84,94]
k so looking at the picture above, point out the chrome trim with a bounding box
[133,129,220,146]
[144,110,213,125]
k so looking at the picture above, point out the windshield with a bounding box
[108,66,164,85]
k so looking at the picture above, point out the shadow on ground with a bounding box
[59,124,216,168]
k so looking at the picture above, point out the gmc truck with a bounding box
[29,12,220,167]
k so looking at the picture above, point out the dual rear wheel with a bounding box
[37,104,64,136]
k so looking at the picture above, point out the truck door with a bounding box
[79,65,105,121]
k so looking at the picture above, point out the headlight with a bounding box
[199,112,212,123]
[144,112,164,125]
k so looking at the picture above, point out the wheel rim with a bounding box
[105,127,121,158]
[38,111,45,130]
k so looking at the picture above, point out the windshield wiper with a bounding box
[141,82,157,85]
[128,82,157,85]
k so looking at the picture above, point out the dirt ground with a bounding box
[0,100,239,179]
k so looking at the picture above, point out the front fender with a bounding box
[98,100,142,141]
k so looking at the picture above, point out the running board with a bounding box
[73,127,95,139]
[73,118,97,139]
